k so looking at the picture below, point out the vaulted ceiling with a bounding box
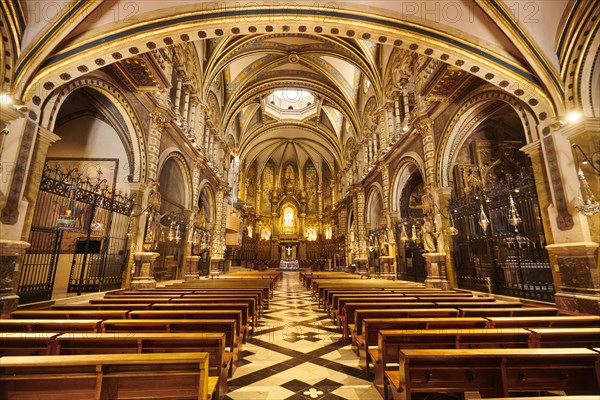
[202,33,383,176]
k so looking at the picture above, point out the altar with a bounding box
[279,260,299,271]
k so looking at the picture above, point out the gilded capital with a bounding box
[150,111,170,130]
[416,118,433,137]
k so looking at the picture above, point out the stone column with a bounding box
[188,96,198,134]
[173,77,183,116]
[379,107,389,151]
[130,252,159,289]
[182,85,191,126]
[197,103,207,150]
[204,127,211,151]
[0,240,30,317]
[394,96,402,133]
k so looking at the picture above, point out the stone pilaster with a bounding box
[0,240,30,317]
[355,187,368,260]
[19,127,61,243]
[417,118,435,185]
[211,185,228,263]
[522,118,600,314]
[122,182,148,288]
[1,118,37,228]
[147,111,169,183]
[130,252,159,289]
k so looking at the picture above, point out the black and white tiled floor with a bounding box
[225,272,381,400]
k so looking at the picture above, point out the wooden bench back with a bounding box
[361,317,489,348]
[485,315,600,328]
[128,310,242,339]
[390,348,600,399]
[11,310,130,320]
[528,328,600,348]
[353,308,461,336]
[460,307,559,317]
[0,319,101,333]
[0,352,211,400]
[100,319,237,348]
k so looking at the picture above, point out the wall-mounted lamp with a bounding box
[572,143,600,216]
[479,204,490,233]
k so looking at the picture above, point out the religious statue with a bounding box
[421,219,436,253]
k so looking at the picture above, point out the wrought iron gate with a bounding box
[395,224,426,282]
[18,227,63,304]
[18,163,133,304]
[451,179,554,302]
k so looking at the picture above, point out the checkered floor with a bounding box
[224,271,381,400]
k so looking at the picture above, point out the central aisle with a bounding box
[225,272,381,400]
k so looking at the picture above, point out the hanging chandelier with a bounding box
[479,204,490,233]
[507,194,522,231]
[572,143,600,216]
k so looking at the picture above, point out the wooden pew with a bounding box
[0,352,214,400]
[171,297,259,321]
[349,308,461,344]
[177,294,262,317]
[485,315,600,328]
[150,302,254,336]
[340,302,435,337]
[314,280,425,301]
[52,303,152,310]
[375,328,532,397]
[100,319,241,373]
[0,332,231,400]
[0,332,59,355]
[170,280,272,301]
[358,317,489,366]
[529,327,600,348]
[10,310,131,320]
[385,348,600,400]
[459,306,559,317]
[91,297,174,304]
[128,309,245,348]
[434,301,522,308]
[181,292,264,312]
[485,397,600,400]
[57,332,229,400]
[332,296,418,323]
[0,319,101,333]
[96,294,261,320]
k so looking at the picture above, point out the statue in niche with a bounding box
[281,206,296,235]
[284,166,295,195]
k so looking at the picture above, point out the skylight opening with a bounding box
[273,88,311,102]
